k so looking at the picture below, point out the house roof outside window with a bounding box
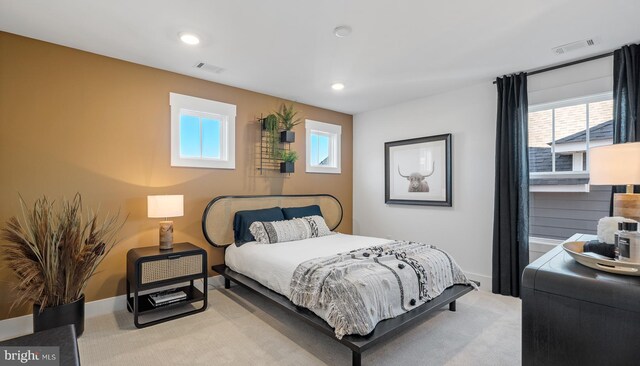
[554,120,613,144]
[530,120,612,186]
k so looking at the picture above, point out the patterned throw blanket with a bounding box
[289,241,476,339]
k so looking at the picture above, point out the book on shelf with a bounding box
[148,290,188,307]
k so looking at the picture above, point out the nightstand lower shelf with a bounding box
[126,282,207,328]
[127,286,205,314]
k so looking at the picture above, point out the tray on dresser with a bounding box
[562,241,640,276]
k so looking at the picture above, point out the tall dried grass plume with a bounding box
[1,193,126,310]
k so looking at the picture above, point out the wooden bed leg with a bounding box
[449,300,456,312]
[224,278,231,289]
[352,351,361,366]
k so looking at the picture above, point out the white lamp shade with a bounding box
[590,142,640,185]
[147,195,184,218]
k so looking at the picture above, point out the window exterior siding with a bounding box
[530,185,611,240]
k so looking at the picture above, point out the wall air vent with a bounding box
[194,62,224,74]
[552,39,597,55]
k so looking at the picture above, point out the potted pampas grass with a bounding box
[0,194,125,337]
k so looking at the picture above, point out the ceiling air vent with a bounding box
[552,39,597,55]
[194,62,224,74]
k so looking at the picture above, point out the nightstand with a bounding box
[126,242,208,328]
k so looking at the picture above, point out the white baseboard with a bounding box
[0,275,222,342]
[464,272,492,292]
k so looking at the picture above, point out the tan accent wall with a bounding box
[0,32,353,320]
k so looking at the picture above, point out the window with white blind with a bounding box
[527,57,614,245]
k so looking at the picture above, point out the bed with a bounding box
[203,194,477,366]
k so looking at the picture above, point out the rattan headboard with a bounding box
[201,194,343,247]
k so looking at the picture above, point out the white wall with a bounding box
[353,82,497,285]
[352,56,615,288]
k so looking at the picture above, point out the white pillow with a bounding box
[249,215,332,244]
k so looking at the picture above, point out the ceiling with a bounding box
[1,0,639,114]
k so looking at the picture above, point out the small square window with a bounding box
[306,120,341,174]
[170,93,236,169]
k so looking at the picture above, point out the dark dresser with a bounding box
[0,325,80,366]
[522,234,640,366]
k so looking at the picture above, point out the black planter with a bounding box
[280,161,294,173]
[280,130,295,143]
[33,295,85,337]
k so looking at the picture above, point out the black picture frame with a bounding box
[385,133,452,206]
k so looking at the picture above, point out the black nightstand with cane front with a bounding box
[126,242,207,328]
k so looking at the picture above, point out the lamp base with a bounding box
[159,221,174,250]
[613,193,640,223]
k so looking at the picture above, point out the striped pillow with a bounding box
[249,215,332,244]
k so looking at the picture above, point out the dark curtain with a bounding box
[492,73,529,297]
[611,44,640,210]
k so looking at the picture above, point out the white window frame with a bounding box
[530,184,590,193]
[528,92,612,192]
[305,120,341,174]
[170,93,236,169]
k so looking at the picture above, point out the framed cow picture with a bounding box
[385,133,452,206]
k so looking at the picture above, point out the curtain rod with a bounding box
[492,51,614,84]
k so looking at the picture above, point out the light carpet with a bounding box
[78,284,521,365]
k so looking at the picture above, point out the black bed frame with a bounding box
[203,194,477,366]
[212,264,476,366]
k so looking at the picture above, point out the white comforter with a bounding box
[225,233,393,297]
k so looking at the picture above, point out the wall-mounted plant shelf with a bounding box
[257,115,292,175]
[257,103,301,175]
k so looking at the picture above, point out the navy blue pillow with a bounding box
[282,205,323,220]
[233,207,284,245]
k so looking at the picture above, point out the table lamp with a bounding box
[147,195,184,250]
[590,142,640,222]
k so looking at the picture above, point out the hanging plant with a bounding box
[262,114,278,130]
[261,114,280,160]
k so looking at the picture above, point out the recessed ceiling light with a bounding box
[179,32,200,45]
[333,26,352,38]
[331,83,345,91]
